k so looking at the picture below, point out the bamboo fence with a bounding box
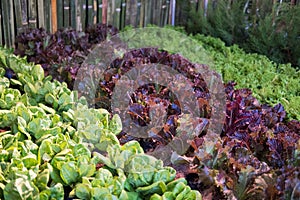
[0,0,176,47]
[0,0,299,47]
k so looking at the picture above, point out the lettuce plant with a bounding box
[0,47,201,199]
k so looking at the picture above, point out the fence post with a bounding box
[10,0,15,46]
[1,0,15,46]
[37,0,45,28]
[107,0,113,26]
[97,0,103,23]
[162,0,169,26]
[120,0,126,28]
[169,0,176,25]
[28,0,37,28]
[14,0,25,34]
[44,0,52,32]
[139,0,145,27]
[0,11,2,46]
[87,0,94,26]
[51,0,58,32]
[63,0,70,27]
[71,0,77,29]
[153,0,163,26]
[79,0,86,30]
[144,0,152,26]
[114,0,122,29]
[102,0,107,24]
[94,0,98,24]
[126,0,138,27]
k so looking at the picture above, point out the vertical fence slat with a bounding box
[71,0,77,29]
[120,0,126,28]
[75,0,82,31]
[169,0,175,25]
[162,0,169,26]
[0,11,2,46]
[139,0,145,27]
[14,0,24,34]
[136,0,141,26]
[44,0,52,32]
[113,0,122,28]
[79,0,86,30]
[28,0,37,28]
[57,0,63,29]
[126,0,138,27]
[93,0,97,24]
[21,0,28,26]
[197,0,203,15]
[107,0,113,25]
[9,0,15,46]
[1,0,14,46]
[97,0,103,23]
[153,0,162,25]
[64,0,70,27]
[51,0,57,32]
[144,0,152,26]
[102,0,107,24]
[37,0,45,28]
[168,0,172,24]
[87,0,94,26]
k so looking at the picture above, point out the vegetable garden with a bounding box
[0,24,299,200]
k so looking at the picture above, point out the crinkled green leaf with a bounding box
[153,167,176,183]
[171,182,186,196]
[38,139,54,163]
[4,178,39,200]
[75,183,91,199]
[38,103,56,115]
[74,143,91,158]
[10,78,22,86]
[109,114,122,134]
[166,178,187,191]
[22,154,38,168]
[39,183,64,200]
[0,110,16,128]
[176,185,192,200]
[17,116,28,135]
[92,151,114,168]
[45,93,59,109]
[31,64,44,81]
[90,187,117,200]
[15,103,32,123]
[136,181,167,196]
[60,161,79,185]
[93,168,114,186]
[35,168,50,190]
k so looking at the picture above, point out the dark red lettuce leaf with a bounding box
[14,24,118,87]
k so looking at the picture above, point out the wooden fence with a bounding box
[0,0,299,48]
[0,0,177,47]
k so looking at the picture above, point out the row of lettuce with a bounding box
[14,25,300,120]
[0,47,201,199]
[191,33,300,120]
[157,25,299,120]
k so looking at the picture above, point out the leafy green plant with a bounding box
[186,0,248,46]
[0,47,201,199]
[192,33,300,120]
[91,141,202,200]
[181,0,300,68]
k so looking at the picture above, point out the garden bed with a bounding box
[0,25,299,199]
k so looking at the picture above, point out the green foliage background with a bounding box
[177,0,300,69]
